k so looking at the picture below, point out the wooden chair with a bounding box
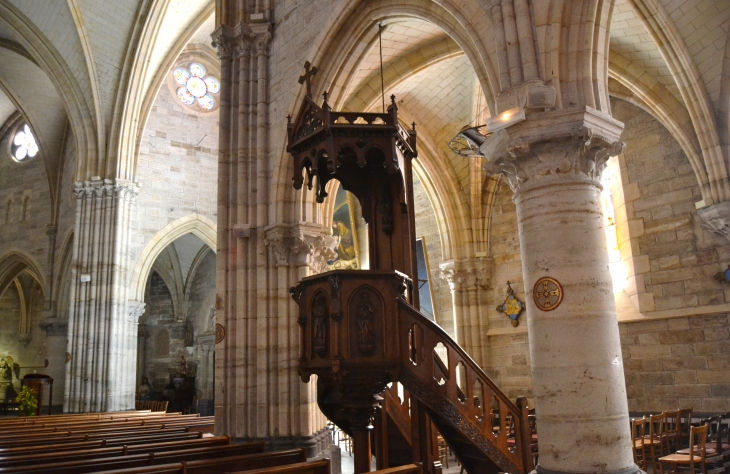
[437,435,449,468]
[528,414,539,466]
[645,413,668,473]
[720,413,730,474]
[659,423,708,474]
[337,430,351,455]
[184,396,199,415]
[666,411,681,453]
[680,408,694,448]
[631,417,646,471]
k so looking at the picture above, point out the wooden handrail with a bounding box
[397,299,534,474]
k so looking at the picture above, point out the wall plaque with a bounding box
[533,277,563,311]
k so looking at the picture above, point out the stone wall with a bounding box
[621,314,730,413]
[611,98,730,313]
[485,180,532,400]
[131,72,219,283]
[141,271,178,394]
[0,129,53,280]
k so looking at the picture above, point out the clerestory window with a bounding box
[11,124,39,162]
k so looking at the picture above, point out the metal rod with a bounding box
[379,23,385,113]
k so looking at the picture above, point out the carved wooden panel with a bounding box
[347,286,383,358]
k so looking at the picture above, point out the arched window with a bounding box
[601,166,625,293]
[172,62,220,112]
[10,124,39,162]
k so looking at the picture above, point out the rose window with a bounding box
[172,63,220,111]
[11,124,39,162]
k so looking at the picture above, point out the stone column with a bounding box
[39,319,68,408]
[65,178,139,412]
[212,16,338,465]
[439,258,491,364]
[484,110,638,474]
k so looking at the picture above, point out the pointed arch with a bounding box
[0,2,99,181]
[0,250,46,298]
[129,214,216,303]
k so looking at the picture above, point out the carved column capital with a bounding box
[697,201,730,242]
[127,301,146,322]
[211,25,237,60]
[264,227,290,267]
[73,177,140,201]
[439,258,491,292]
[292,232,337,274]
[483,109,624,194]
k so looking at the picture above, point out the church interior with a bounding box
[0,0,729,473]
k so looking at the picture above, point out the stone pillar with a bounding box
[39,319,67,408]
[65,177,139,412]
[439,258,491,364]
[212,15,338,466]
[484,110,638,474]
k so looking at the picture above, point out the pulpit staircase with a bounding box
[292,271,534,474]
[287,62,534,474]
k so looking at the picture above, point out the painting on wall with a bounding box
[416,238,436,321]
[329,183,361,270]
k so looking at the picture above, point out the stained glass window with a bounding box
[11,124,39,162]
[172,62,220,111]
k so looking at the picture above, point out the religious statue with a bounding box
[356,292,375,355]
[0,357,12,382]
[138,376,151,401]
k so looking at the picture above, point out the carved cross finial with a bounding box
[298,61,318,98]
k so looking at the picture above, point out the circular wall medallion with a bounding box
[215,324,225,344]
[533,277,564,312]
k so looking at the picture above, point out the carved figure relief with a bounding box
[355,291,376,355]
[311,292,329,358]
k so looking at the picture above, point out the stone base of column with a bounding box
[232,428,341,474]
[534,463,644,474]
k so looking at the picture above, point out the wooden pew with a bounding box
[224,460,330,474]
[0,437,240,466]
[0,427,194,447]
[0,447,307,473]
[0,411,166,425]
[0,431,203,449]
[369,464,421,474]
